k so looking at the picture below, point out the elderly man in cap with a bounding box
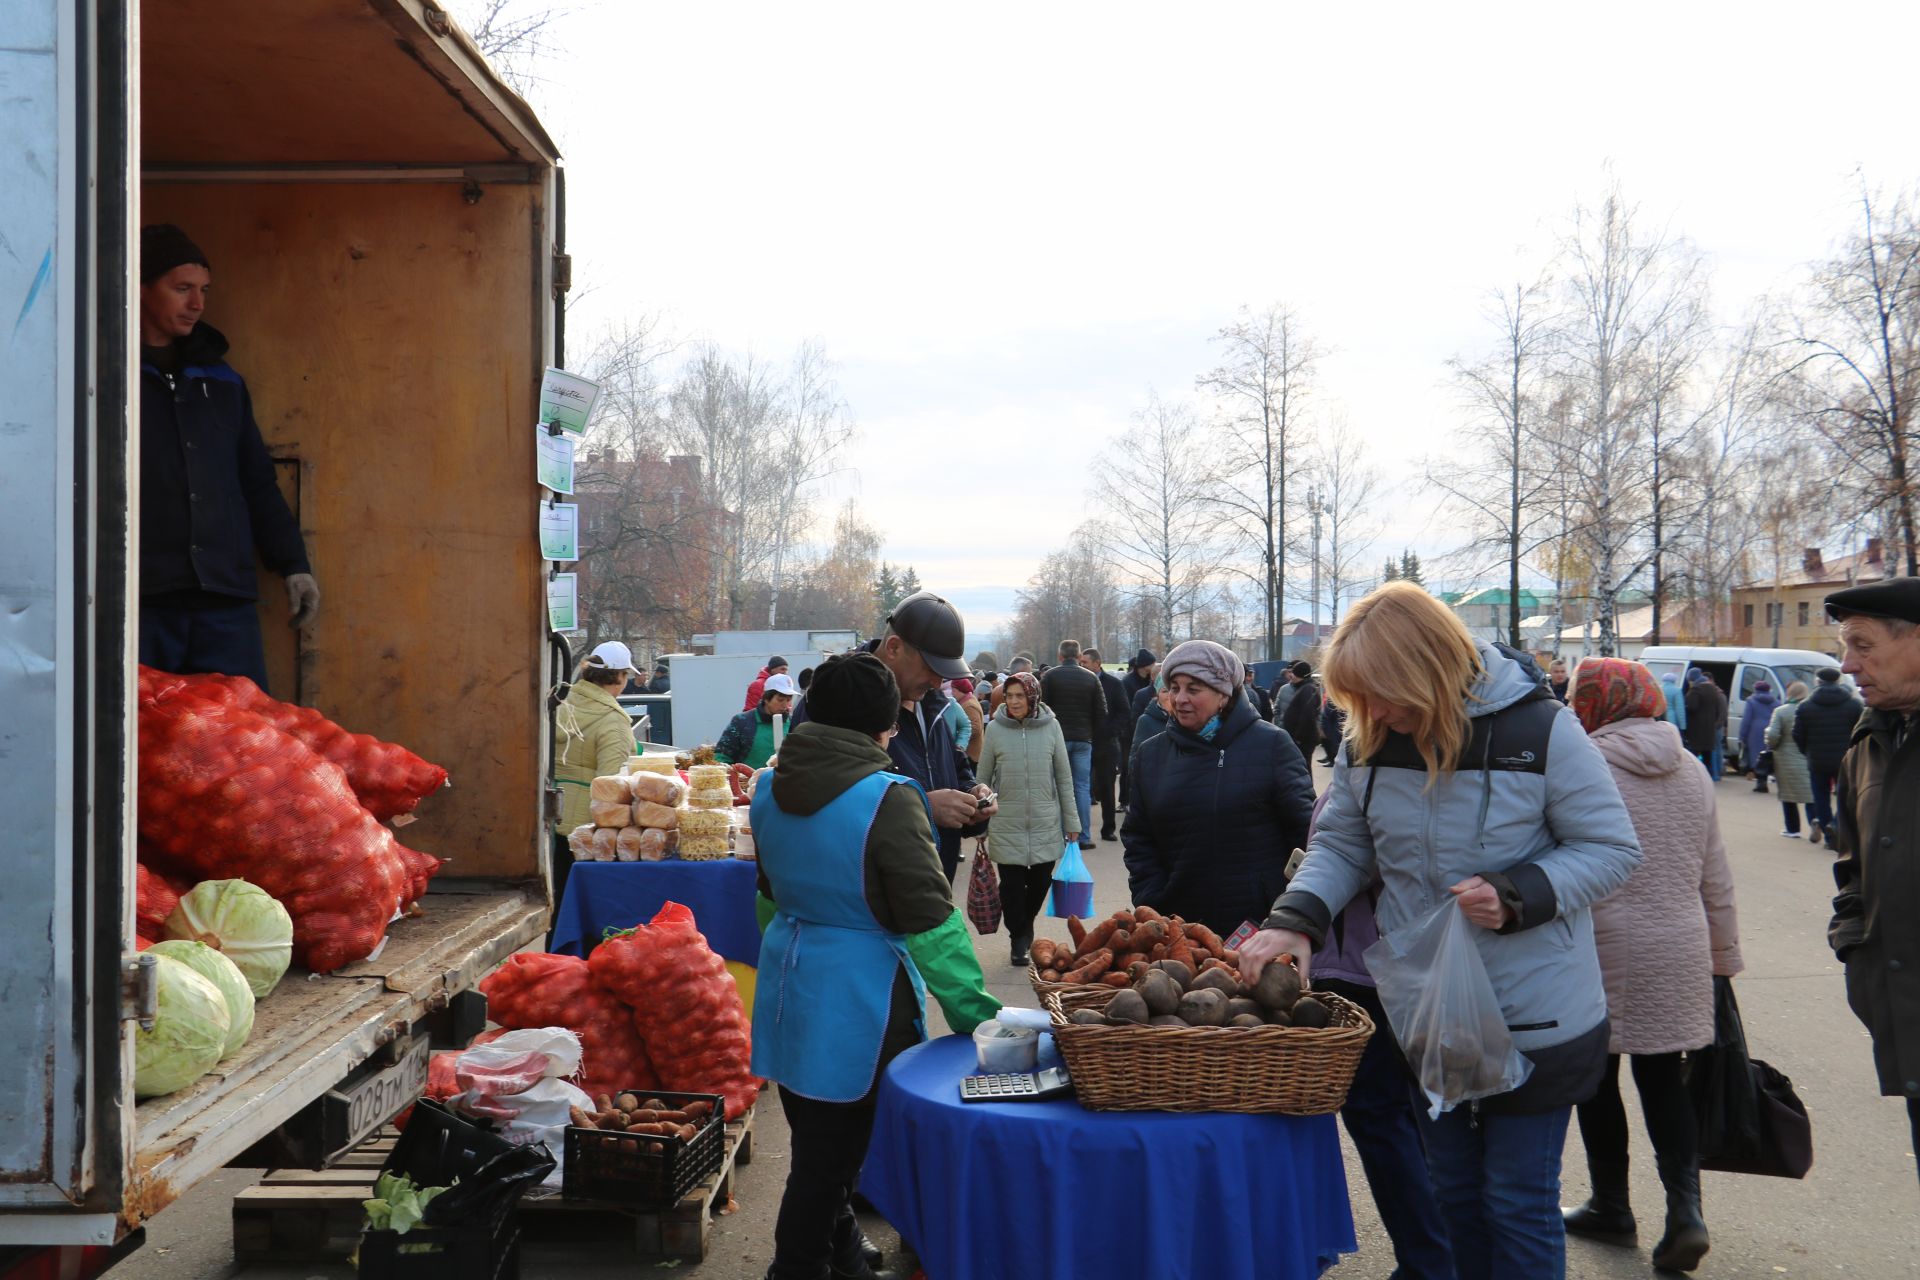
[1122,639,1314,935]
[138,224,318,690]
[1825,578,1920,1180]
[794,590,994,882]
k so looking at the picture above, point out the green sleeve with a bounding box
[905,907,1002,1035]
[755,890,776,934]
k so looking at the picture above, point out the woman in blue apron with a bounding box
[751,652,999,1280]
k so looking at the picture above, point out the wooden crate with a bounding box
[233,1108,756,1267]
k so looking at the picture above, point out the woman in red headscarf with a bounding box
[1562,658,1744,1273]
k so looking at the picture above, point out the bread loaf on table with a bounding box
[632,800,680,829]
[590,799,632,828]
[630,772,686,807]
[590,774,634,803]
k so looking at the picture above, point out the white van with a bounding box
[1638,645,1849,769]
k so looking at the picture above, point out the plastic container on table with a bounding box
[562,1089,726,1207]
[973,1021,1039,1073]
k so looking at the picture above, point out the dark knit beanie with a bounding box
[804,652,900,737]
[141,224,210,285]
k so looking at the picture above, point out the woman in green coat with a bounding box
[1766,680,1816,838]
[976,671,1078,966]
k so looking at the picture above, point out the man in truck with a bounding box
[138,224,319,690]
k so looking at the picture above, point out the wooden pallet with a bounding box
[233,1106,756,1266]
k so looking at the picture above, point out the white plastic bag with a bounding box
[449,1027,592,1187]
[1362,898,1532,1118]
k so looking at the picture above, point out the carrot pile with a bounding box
[1032,908,1238,986]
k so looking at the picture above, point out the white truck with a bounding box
[1,0,568,1270]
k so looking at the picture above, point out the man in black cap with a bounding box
[1117,648,1156,808]
[793,590,993,881]
[1279,660,1323,765]
[138,224,318,690]
[1824,576,1920,1180]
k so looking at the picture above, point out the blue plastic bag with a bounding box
[1047,839,1095,919]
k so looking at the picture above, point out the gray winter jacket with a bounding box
[977,702,1077,867]
[1270,642,1642,1108]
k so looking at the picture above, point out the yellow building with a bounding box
[1728,542,1893,658]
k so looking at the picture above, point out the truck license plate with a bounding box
[326,1036,430,1156]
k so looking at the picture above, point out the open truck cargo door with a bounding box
[2,0,567,1250]
[0,0,137,1247]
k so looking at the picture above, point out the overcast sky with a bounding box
[516,1,1920,637]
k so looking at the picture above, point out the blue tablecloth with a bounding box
[551,858,762,965]
[862,1036,1355,1280]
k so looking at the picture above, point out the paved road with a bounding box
[123,763,1919,1278]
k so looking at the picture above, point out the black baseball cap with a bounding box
[886,590,970,680]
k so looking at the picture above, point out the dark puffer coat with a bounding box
[1122,691,1314,935]
[1794,681,1866,775]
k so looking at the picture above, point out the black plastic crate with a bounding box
[357,1196,519,1280]
[359,1100,550,1280]
[562,1090,725,1206]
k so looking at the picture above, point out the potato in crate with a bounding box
[562,1089,725,1207]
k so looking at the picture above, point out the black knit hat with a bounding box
[140,224,210,285]
[805,652,900,737]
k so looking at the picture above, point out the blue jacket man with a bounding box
[138,225,317,690]
[791,591,992,882]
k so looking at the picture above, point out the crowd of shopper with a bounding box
[556,566,1920,1280]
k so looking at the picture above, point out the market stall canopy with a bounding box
[142,0,559,168]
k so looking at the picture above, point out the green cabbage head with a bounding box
[164,878,293,998]
[134,954,231,1098]
[148,939,255,1057]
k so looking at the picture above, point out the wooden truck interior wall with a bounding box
[135,180,547,880]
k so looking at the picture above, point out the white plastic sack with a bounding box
[450,1027,592,1187]
[1362,898,1533,1118]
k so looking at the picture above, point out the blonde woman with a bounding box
[1239,583,1642,1280]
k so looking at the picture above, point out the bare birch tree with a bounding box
[1197,304,1321,659]
[1555,180,1705,655]
[1430,276,1558,647]
[1777,180,1920,575]
[1307,415,1383,629]
[1090,394,1220,650]
[766,340,854,627]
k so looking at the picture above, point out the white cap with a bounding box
[763,673,798,697]
[586,640,634,671]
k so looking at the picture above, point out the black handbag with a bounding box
[1688,978,1813,1179]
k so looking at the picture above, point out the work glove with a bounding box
[286,573,321,628]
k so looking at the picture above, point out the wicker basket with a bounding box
[1027,964,1122,1013]
[1043,990,1374,1115]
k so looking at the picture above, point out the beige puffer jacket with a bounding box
[553,680,638,832]
[1588,716,1744,1055]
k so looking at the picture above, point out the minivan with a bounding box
[1638,645,1851,769]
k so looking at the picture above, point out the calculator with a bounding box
[959,1066,1074,1103]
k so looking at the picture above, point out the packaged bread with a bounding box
[590,827,619,862]
[687,764,731,792]
[590,774,634,803]
[567,824,597,856]
[632,800,680,829]
[638,827,675,861]
[616,827,645,862]
[630,772,686,807]
[630,755,678,775]
[590,798,632,828]
[686,787,734,811]
[678,808,731,840]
